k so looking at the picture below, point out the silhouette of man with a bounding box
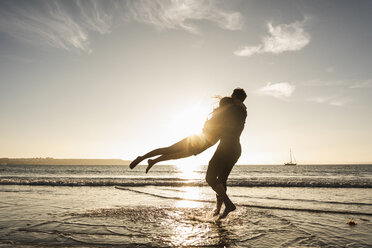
[205,88,247,219]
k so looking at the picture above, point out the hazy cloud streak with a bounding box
[0,0,242,53]
[349,79,372,89]
[125,0,243,34]
[256,82,296,99]
[0,0,116,53]
[307,96,351,107]
[234,19,310,56]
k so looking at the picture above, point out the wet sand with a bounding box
[1,185,371,247]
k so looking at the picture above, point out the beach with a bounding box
[2,1,372,247]
[1,164,372,247]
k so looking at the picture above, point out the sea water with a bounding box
[1,164,372,247]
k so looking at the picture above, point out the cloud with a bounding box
[299,78,348,87]
[0,0,115,53]
[125,0,243,34]
[307,96,351,107]
[326,66,335,73]
[329,99,350,106]
[256,82,296,99]
[0,0,242,53]
[301,78,372,89]
[349,79,372,89]
[309,96,331,104]
[234,19,310,56]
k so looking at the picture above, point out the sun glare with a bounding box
[174,186,203,208]
[175,161,201,180]
[174,161,204,208]
[167,103,211,139]
[166,101,215,176]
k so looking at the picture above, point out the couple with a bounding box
[129,88,247,219]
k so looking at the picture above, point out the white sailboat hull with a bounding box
[284,162,297,166]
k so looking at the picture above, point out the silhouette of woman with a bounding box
[129,97,231,173]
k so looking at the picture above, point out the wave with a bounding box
[232,195,372,206]
[115,187,372,216]
[1,176,372,188]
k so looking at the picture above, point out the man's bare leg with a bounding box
[213,195,223,216]
[214,183,236,219]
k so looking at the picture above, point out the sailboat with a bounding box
[284,149,297,166]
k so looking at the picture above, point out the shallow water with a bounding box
[1,164,372,187]
[1,164,372,247]
[0,185,371,247]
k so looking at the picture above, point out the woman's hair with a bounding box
[207,95,229,119]
[208,88,246,118]
[231,88,247,102]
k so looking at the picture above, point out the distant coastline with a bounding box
[0,158,370,166]
[0,158,130,166]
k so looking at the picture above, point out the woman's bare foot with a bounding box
[129,156,143,169]
[219,203,236,219]
[146,159,156,173]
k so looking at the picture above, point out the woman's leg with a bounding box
[146,150,191,173]
[146,134,214,173]
[137,147,169,161]
[130,137,190,169]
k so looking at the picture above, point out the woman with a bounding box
[129,97,231,173]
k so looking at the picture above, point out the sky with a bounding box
[0,0,372,165]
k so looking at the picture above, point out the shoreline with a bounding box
[1,184,371,247]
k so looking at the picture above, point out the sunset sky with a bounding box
[1,0,371,164]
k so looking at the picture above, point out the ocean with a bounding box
[1,164,372,247]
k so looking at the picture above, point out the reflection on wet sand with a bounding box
[175,186,203,208]
[174,165,205,208]
[9,205,324,247]
[162,208,234,247]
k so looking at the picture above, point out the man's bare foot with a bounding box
[213,197,223,216]
[146,159,156,173]
[213,208,221,217]
[129,156,143,169]
[219,204,236,219]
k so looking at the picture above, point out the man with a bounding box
[205,88,247,219]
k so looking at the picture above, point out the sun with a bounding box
[167,102,212,139]
[165,101,212,174]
